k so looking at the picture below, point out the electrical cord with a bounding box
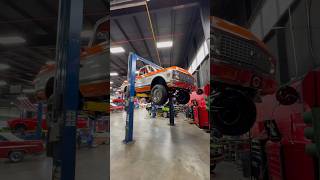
[305,0,319,66]
[288,7,299,79]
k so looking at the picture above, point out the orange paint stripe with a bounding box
[136,86,151,92]
[137,66,193,79]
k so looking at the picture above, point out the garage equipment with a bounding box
[35,103,43,139]
[124,52,174,144]
[48,0,84,179]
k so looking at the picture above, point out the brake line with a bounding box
[145,1,162,66]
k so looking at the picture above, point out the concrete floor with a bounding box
[212,161,250,180]
[0,143,109,180]
[110,109,210,180]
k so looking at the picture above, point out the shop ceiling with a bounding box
[0,0,107,100]
[110,0,205,88]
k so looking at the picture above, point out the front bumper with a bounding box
[211,62,277,95]
[167,81,196,92]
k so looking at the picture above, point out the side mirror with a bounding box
[196,89,204,95]
[276,86,299,105]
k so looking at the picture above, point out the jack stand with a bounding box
[169,96,175,126]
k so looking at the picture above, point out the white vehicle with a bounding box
[34,17,109,100]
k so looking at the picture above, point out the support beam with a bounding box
[133,16,153,59]
[2,0,55,34]
[113,19,139,53]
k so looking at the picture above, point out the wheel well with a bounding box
[15,123,26,129]
[8,150,26,157]
[151,76,167,89]
[45,77,54,99]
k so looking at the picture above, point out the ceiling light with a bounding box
[22,89,35,93]
[0,80,7,86]
[81,30,93,38]
[156,41,173,48]
[110,72,119,76]
[0,64,10,70]
[110,81,114,84]
[0,36,26,45]
[111,0,150,11]
[110,47,125,54]
[46,61,55,65]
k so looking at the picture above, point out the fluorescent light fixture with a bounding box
[110,47,125,54]
[0,64,10,70]
[81,30,93,38]
[111,0,150,11]
[46,61,55,65]
[110,72,119,76]
[0,80,7,86]
[22,89,35,93]
[0,36,26,45]
[110,81,114,84]
[157,41,173,48]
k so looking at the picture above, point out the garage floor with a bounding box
[110,108,210,180]
[212,161,250,180]
[0,143,109,180]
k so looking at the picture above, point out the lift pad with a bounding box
[83,101,109,113]
[136,93,150,98]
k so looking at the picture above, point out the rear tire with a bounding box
[151,84,168,105]
[9,151,24,163]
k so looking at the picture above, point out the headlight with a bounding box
[211,28,221,56]
[172,70,179,80]
[269,59,275,75]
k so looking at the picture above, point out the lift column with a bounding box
[35,103,43,139]
[123,52,137,144]
[52,0,83,179]
[124,52,162,143]
[169,96,175,126]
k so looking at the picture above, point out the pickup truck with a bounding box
[210,16,277,135]
[7,116,87,133]
[121,65,196,105]
[34,16,109,101]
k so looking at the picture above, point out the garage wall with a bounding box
[250,0,320,84]
[249,0,296,39]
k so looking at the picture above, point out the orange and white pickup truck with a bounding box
[210,16,277,135]
[34,17,109,100]
[121,65,196,105]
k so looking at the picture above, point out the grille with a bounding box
[212,29,271,74]
[178,73,194,84]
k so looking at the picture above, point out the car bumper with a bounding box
[211,62,277,95]
[167,81,196,92]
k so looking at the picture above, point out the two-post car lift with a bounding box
[123,52,175,144]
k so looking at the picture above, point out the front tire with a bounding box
[176,90,190,104]
[151,84,168,105]
[212,89,256,136]
[9,151,24,163]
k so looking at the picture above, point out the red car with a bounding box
[7,116,88,133]
[110,103,124,112]
[0,132,44,162]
